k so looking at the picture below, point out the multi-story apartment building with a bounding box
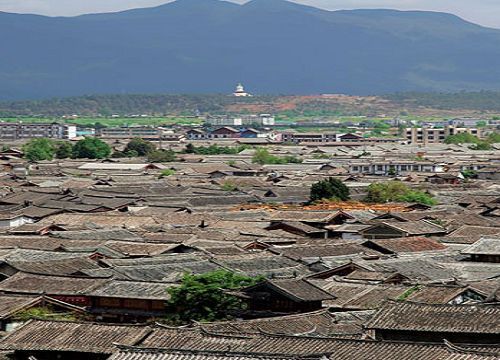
[281,132,337,143]
[405,125,481,144]
[349,161,446,175]
[0,122,77,140]
[97,126,161,140]
[206,114,275,127]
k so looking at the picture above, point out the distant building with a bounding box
[97,126,161,140]
[281,131,337,143]
[206,114,275,127]
[210,126,240,139]
[447,118,485,127]
[405,125,481,144]
[0,122,77,140]
[232,83,252,97]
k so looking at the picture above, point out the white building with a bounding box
[233,83,252,97]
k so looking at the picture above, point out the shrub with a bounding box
[159,169,176,178]
[221,181,238,191]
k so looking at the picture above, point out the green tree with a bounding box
[55,141,73,159]
[23,138,55,162]
[166,270,259,324]
[124,138,156,156]
[444,133,480,144]
[72,137,111,159]
[365,182,410,203]
[365,181,437,206]
[487,132,500,143]
[147,149,177,163]
[252,148,302,165]
[310,177,350,202]
[469,141,491,150]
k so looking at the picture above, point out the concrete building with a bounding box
[281,132,337,143]
[0,122,77,140]
[97,126,161,140]
[405,125,481,144]
[206,114,275,127]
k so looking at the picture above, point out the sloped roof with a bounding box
[462,237,500,256]
[363,237,447,254]
[365,301,500,334]
[0,320,152,353]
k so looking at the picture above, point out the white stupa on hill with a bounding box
[233,83,252,97]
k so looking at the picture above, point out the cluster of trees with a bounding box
[165,270,260,324]
[23,137,111,161]
[444,132,500,150]
[365,181,437,206]
[184,143,249,155]
[309,178,437,206]
[310,178,350,202]
[252,148,302,165]
[111,138,176,163]
[0,94,280,117]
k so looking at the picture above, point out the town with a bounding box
[0,100,497,359]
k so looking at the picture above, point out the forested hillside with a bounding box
[2,0,500,99]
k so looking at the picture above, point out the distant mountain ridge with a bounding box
[1,0,500,99]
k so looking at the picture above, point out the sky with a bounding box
[0,0,499,28]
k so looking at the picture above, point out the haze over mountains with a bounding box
[2,0,500,100]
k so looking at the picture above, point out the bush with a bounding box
[23,138,55,162]
[310,177,350,202]
[159,169,176,178]
[147,149,177,163]
[166,270,260,324]
[124,138,156,156]
[221,181,238,191]
[72,137,111,159]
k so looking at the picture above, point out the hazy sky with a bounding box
[1,0,499,28]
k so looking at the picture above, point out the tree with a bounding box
[444,133,480,144]
[487,132,500,143]
[23,138,55,162]
[184,143,196,154]
[55,141,73,159]
[469,141,491,150]
[147,149,176,163]
[124,138,156,156]
[252,148,302,165]
[310,177,350,202]
[365,182,409,203]
[72,137,111,159]
[166,270,259,324]
[365,181,437,206]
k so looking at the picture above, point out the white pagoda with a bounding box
[233,83,252,97]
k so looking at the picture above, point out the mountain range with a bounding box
[2,0,500,100]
